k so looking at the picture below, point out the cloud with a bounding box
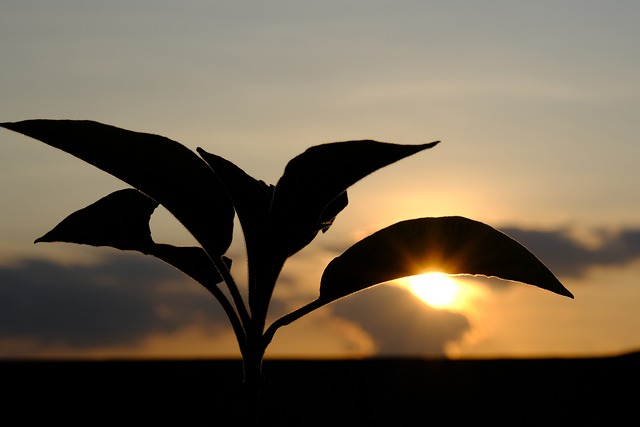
[0,247,472,358]
[294,223,640,357]
[3,223,640,358]
[320,223,640,280]
[0,252,230,351]
[330,284,471,357]
[500,226,640,278]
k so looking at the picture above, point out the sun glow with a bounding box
[401,272,462,309]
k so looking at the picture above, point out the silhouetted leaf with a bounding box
[196,148,272,257]
[196,148,274,310]
[320,216,573,304]
[151,244,231,290]
[271,140,440,256]
[35,188,157,251]
[34,188,226,287]
[318,191,348,233]
[0,120,234,258]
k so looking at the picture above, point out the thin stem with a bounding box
[252,256,287,335]
[262,298,326,351]
[200,280,248,357]
[241,337,266,426]
[213,257,252,330]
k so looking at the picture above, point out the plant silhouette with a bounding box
[1,120,573,423]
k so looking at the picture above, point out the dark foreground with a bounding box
[3,352,638,426]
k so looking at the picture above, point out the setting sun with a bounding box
[400,272,462,309]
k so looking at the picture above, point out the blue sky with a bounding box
[1,0,640,359]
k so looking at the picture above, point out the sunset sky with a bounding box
[1,1,640,360]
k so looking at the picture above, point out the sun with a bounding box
[400,272,462,309]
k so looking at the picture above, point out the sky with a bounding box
[1,0,639,360]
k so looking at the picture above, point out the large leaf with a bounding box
[270,139,440,256]
[1,120,234,258]
[35,188,157,251]
[196,148,272,259]
[196,148,275,311]
[151,244,231,290]
[35,188,226,288]
[320,216,573,304]
[317,191,348,233]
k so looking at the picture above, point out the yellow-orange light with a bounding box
[401,272,461,309]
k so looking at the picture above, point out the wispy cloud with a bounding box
[500,226,640,278]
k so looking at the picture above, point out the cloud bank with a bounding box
[0,252,228,351]
[2,224,640,358]
[500,226,640,277]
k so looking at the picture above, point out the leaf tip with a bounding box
[539,277,574,299]
[544,275,573,299]
[561,288,575,299]
[34,232,53,244]
[425,140,441,148]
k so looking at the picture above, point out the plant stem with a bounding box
[262,298,326,349]
[200,281,248,356]
[213,257,252,329]
[241,327,266,426]
[252,257,287,335]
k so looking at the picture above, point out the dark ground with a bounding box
[2,352,638,426]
